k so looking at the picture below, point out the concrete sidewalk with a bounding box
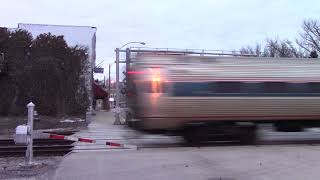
[71,110,141,151]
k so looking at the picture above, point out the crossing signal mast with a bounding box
[114,42,146,125]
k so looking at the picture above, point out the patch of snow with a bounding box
[60,119,76,123]
[305,128,320,132]
[60,118,85,123]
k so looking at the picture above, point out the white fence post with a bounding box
[26,102,35,164]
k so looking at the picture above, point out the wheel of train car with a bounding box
[237,124,257,145]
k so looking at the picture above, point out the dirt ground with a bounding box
[0,115,88,135]
[0,156,63,179]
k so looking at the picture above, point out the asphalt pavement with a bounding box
[53,145,320,180]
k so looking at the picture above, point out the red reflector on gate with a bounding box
[79,138,95,143]
[49,134,65,140]
[106,142,122,147]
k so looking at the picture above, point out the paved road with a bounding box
[53,145,320,180]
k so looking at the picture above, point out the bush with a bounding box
[0,30,89,117]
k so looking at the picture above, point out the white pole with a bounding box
[114,48,121,125]
[26,102,35,164]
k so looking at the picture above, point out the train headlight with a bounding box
[150,68,163,93]
[151,68,161,82]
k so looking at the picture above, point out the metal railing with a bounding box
[123,47,257,57]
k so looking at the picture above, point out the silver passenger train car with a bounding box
[126,54,320,143]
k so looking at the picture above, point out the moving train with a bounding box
[125,54,320,143]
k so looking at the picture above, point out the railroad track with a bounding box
[3,132,320,156]
[0,139,75,157]
[73,140,320,152]
[3,138,320,156]
[41,130,77,136]
[71,136,320,152]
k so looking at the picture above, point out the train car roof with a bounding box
[134,54,319,63]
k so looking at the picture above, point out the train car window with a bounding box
[287,83,310,94]
[173,82,210,96]
[138,81,169,93]
[308,83,320,93]
[262,82,288,94]
[211,82,263,94]
[214,82,243,93]
[242,83,263,94]
[172,82,320,97]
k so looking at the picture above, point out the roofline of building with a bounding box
[18,23,97,29]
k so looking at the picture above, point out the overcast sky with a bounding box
[1,0,319,79]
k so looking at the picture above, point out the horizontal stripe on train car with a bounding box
[172,93,320,97]
[172,82,320,97]
[135,115,320,119]
[162,96,320,99]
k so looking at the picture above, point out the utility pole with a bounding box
[125,48,131,109]
[113,42,145,125]
[108,64,111,93]
[103,76,106,87]
[125,48,131,77]
[114,48,121,125]
[108,64,111,110]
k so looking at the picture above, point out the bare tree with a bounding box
[266,39,303,57]
[239,46,253,55]
[310,50,318,58]
[296,19,320,53]
[241,38,305,58]
[238,19,320,59]
[254,43,262,57]
[239,43,262,56]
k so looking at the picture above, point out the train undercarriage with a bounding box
[128,118,320,145]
